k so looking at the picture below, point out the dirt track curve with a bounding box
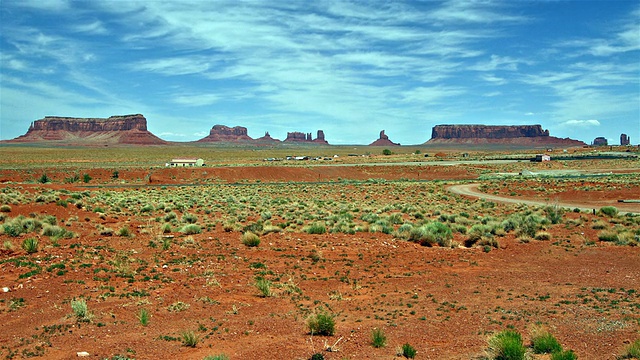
[448,183,639,215]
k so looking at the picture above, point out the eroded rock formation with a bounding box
[197,125,253,142]
[369,130,400,146]
[426,124,585,148]
[284,130,328,144]
[593,137,608,146]
[431,125,550,139]
[620,134,630,146]
[8,114,166,145]
[255,131,280,143]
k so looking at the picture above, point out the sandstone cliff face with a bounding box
[431,125,549,139]
[197,125,253,142]
[369,130,400,146]
[9,114,166,145]
[426,124,585,148]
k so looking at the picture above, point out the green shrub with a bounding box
[82,174,92,183]
[599,206,618,217]
[545,205,564,224]
[164,212,177,222]
[487,329,526,360]
[531,330,562,354]
[137,308,150,326]
[181,330,199,347]
[182,213,198,224]
[22,237,39,254]
[0,205,11,212]
[71,298,92,322]
[118,226,132,237]
[242,231,261,247]
[181,224,201,235]
[382,149,392,155]
[203,355,230,360]
[371,327,387,348]
[307,312,335,336]
[306,223,326,234]
[620,338,640,359]
[38,173,50,184]
[534,231,552,241]
[400,343,417,358]
[309,353,324,360]
[551,350,577,360]
[409,221,452,247]
[598,230,618,242]
[255,278,272,297]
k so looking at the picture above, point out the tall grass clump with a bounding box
[180,330,199,347]
[551,350,577,360]
[242,231,261,247]
[620,338,640,359]
[544,205,564,224]
[306,312,335,336]
[203,355,230,360]
[181,224,201,235]
[306,223,326,235]
[371,328,387,348]
[22,238,39,254]
[254,278,272,297]
[182,213,198,224]
[599,206,618,217]
[531,328,562,354]
[137,308,150,326]
[399,343,417,358]
[408,221,452,247]
[598,230,618,242]
[118,226,132,237]
[71,298,93,322]
[487,329,526,360]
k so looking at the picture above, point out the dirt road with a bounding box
[448,183,639,214]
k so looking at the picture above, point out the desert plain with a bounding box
[0,145,639,360]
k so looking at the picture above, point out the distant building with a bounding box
[593,137,608,146]
[166,158,205,167]
[534,154,551,162]
[621,133,630,146]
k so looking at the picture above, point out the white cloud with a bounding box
[73,21,108,35]
[173,94,220,107]
[558,119,601,128]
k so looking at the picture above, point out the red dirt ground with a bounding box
[1,163,639,360]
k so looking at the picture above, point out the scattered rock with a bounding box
[77,351,90,357]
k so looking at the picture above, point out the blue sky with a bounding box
[1,1,638,145]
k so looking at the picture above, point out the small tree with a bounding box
[83,174,92,183]
[382,149,392,156]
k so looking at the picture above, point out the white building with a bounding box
[166,158,205,167]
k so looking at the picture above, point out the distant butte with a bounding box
[6,114,166,145]
[197,125,253,142]
[425,124,585,148]
[369,130,400,146]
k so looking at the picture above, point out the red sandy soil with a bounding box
[1,164,639,359]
